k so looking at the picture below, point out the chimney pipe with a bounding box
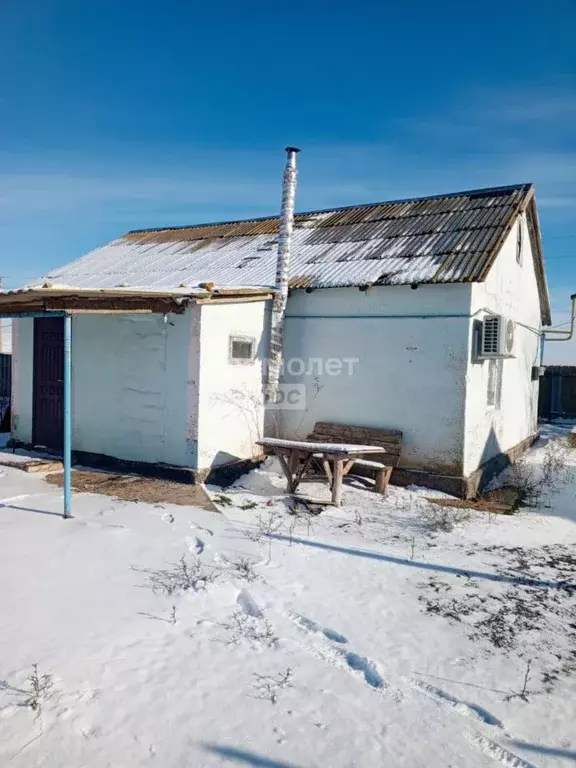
[266,146,300,399]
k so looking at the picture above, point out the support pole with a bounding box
[63,314,72,519]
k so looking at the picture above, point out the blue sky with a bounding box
[0,0,575,360]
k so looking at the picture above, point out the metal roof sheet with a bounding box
[25,184,548,318]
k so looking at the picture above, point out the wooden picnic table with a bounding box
[256,437,386,507]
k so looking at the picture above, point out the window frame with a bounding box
[516,218,523,266]
[486,358,503,410]
[228,335,256,365]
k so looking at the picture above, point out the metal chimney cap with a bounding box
[285,146,301,154]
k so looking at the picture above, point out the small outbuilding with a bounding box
[2,182,551,496]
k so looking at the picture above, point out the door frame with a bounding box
[32,316,65,451]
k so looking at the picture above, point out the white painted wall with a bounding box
[12,314,192,467]
[185,304,202,467]
[11,319,34,443]
[279,285,472,474]
[463,215,542,474]
[11,303,269,472]
[70,314,191,466]
[195,301,269,469]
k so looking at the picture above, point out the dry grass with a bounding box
[419,503,471,532]
[506,437,571,508]
[46,470,216,510]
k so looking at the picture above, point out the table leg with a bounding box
[343,459,356,477]
[321,459,333,486]
[289,451,299,476]
[293,453,313,491]
[331,459,344,506]
[375,466,393,495]
[276,452,296,493]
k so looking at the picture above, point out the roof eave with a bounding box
[0,286,275,315]
[524,196,552,326]
[467,185,550,326]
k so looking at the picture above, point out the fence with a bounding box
[538,366,576,420]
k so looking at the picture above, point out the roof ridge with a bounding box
[127,182,534,235]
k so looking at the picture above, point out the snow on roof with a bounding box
[24,183,550,321]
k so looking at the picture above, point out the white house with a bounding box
[1,182,550,496]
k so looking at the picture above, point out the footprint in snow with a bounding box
[289,612,348,644]
[185,536,205,555]
[236,589,263,618]
[343,652,385,689]
[288,611,397,696]
[311,643,390,693]
[468,732,538,768]
[409,679,503,728]
[189,522,213,536]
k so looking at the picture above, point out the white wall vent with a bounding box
[481,315,515,358]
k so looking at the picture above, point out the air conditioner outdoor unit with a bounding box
[481,315,515,357]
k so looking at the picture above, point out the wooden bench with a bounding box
[306,422,403,496]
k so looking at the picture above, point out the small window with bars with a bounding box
[229,336,255,364]
[516,219,523,265]
[487,358,503,408]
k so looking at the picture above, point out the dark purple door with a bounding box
[33,318,64,450]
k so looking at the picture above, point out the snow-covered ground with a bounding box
[0,424,575,768]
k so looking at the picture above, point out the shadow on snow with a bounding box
[269,534,574,591]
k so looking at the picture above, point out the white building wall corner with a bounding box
[10,319,34,444]
[195,300,269,470]
[463,214,543,476]
[185,304,202,468]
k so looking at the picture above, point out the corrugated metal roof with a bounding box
[28,184,547,310]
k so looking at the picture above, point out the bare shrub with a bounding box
[212,386,264,444]
[251,668,293,704]
[420,503,471,533]
[505,659,534,702]
[508,457,544,507]
[287,502,318,537]
[0,664,56,715]
[394,494,431,519]
[27,664,53,713]
[134,555,219,595]
[219,609,278,647]
[245,511,284,560]
[286,514,299,545]
[541,437,571,489]
[230,556,259,582]
[509,438,571,508]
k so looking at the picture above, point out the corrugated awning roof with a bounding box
[14,183,550,324]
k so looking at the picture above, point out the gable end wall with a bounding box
[464,214,542,475]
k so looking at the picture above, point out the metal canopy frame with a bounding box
[0,311,72,518]
[0,287,274,519]
[0,307,177,520]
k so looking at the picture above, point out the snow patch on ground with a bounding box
[0,423,575,766]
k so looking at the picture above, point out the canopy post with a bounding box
[63,314,72,519]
